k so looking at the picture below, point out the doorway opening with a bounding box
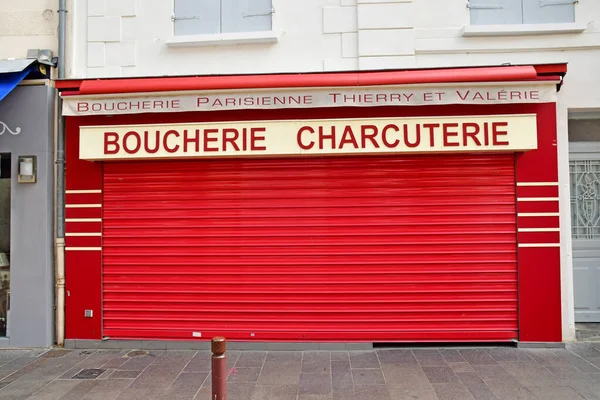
[0,153,11,337]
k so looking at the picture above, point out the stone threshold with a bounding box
[64,339,566,350]
[64,340,374,351]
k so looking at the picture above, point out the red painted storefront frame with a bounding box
[64,102,561,343]
[62,63,566,342]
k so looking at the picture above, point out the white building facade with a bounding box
[63,0,600,345]
[0,0,58,347]
[0,0,58,60]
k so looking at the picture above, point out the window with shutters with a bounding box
[174,0,273,36]
[469,0,576,25]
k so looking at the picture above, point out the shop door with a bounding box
[570,144,600,322]
[102,154,518,342]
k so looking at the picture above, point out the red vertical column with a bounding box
[65,117,103,340]
[515,103,562,342]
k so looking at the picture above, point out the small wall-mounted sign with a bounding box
[80,114,538,161]
[63,84,558,117]
[17,155,36,183]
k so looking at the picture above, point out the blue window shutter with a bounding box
[469,0,523,25]
[221,0,272,34]
[174,0,221,36]
[522,0,575,24]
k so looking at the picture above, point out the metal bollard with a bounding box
[211,337,226,400]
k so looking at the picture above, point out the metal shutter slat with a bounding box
[102,154,517,342]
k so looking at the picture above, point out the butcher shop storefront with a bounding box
[58,65,566,347]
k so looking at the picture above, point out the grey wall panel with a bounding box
[0,85,55,347]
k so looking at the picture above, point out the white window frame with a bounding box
[166,0,279,47]
[463,0,586,37]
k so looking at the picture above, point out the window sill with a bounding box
[166,31,279,47]
[461,23,587,37]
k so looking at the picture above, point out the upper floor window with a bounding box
[469,0,576,25]
[174,0,273,36]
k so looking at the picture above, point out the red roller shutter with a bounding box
[102,154,517,342]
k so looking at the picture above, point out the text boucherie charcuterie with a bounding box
[103,121,512,155]
[79,115,538,160]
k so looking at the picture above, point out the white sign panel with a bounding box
[64,84,557,116]
[79,115,538,160]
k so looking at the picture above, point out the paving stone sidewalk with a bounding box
[0,343,600,400]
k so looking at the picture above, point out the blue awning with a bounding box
[0,59,36,103]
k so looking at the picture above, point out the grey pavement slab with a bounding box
[109,369,142,379]
[351,367,386,385]
[301,351,331,375]
[440,350,466,364]
[349,384,393,400]
[257,361,301,385]
[184,350,213,372]
[251,384,297,400]
[459,350,499,366]
[330,351,349,362]
[471,365,513,381]
[457,372,498,400]
[414,350,448,367]
[485,379,538,400]
[59,380,100,400]
[349,351,380,368]
[449,362,475,373]
[2,344,600,399]
[377,349,418,366]
[80,378,133,400]
[588,373,600,382]
[331,360,352,391]
[28,380,82,400]
[500,361,563,386]
[299,372,332,395]
[422,366,461,384]
[487,348,534,362]
[228,367,261,383]
[382,364,432,391]
[233,351,266,368]
[158,371,206,400]
[527,385,587,400]
[432,383,475,400]
[389,388,439,400]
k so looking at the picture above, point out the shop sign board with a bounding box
[64,84,556,116]
[79,115,538,160]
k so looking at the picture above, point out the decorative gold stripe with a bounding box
[517,197,559,202]
[518,243,560,248]
[65,189,102,194]
[516,182,559,187]
[65,232,102,237]
[518,228,560,233]
[517,213,560,217]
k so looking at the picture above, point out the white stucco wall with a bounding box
[69,0,600,341]
[0,0,58,60]
[68,1,600,111]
